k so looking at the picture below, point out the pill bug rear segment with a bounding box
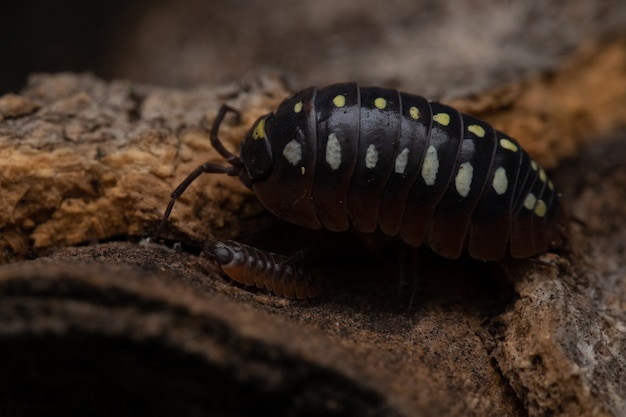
[159,82,568,264]
[201,241,320,299]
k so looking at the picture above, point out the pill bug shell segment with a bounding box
[239,82,568,261]
[201,240,320,299]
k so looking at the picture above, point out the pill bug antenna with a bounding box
[155,105,245,240]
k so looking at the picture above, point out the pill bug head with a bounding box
[209,241,235,264]
[200,241,247,282]
[199,242,230,274]
[240,114,274,182]
[236,87,323,230]
[203,240,247,265]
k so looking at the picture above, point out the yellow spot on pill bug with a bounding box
[499,138,518,152]
[524,193,537,210]
[531,160,538,171]
[374,97,386,109]
[468,124,485,138]
[294,101,303,113]
[395,148,410,174]
[534,200,547,217]
[333,95,346,108]
[548,180,554,190]
[421,145,439,186]
[365,144,378,169]
[326,133,342,170]
[282,139,302,165]
[433,113,450,126]
[539,168,547,183]
[454,162,474,198]
[409,107,420,120]
[252,118,266,140]
[492,167,508,195]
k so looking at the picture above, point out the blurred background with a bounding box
[3,0,626,98]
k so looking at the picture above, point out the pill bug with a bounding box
[201,240,320,299]
[158,82,567,265]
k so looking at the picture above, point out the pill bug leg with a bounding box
[394,245,423,310]
[156,105,246,240]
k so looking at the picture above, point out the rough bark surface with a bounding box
[1,37,626,416]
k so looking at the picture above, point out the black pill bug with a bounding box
[159,82,568,299]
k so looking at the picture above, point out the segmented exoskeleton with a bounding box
[201,240,320,299]
[159,83,568,297]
